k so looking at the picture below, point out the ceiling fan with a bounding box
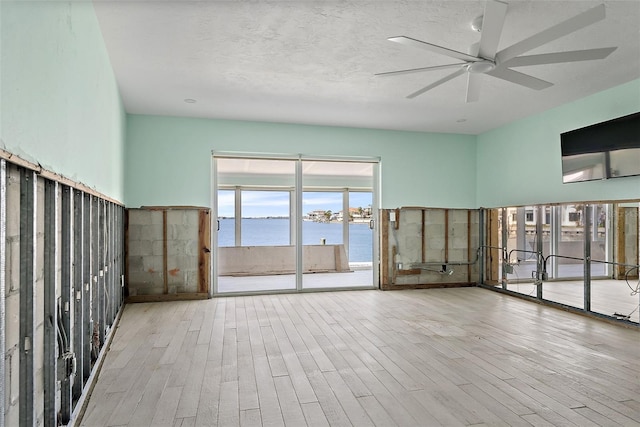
[377,1,617,102]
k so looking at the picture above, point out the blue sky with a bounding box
[218,190,372,217]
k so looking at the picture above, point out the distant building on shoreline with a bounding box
[306,206,372,223]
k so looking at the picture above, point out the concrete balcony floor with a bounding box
[217,267,375,294]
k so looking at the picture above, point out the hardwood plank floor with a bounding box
[80,288,640,427]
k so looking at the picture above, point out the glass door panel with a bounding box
[214,157,296,294]
[556,204,585,280]
[241,190,291,246]
[302,191,343,246]
[217,189,235,247]
[544,203,585,309]
[301,160,375,290]
[301,191,345,290]
[348,192,373,263]
[589,203,634,321]
[590,203,609,277]
[504,207,537,294]
[493,208,505,287]
[348,191,374,285]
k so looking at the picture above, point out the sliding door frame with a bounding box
[211,152,380,296]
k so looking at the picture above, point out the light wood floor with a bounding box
[81,287,640,427]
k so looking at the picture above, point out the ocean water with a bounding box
[218,218,372,262]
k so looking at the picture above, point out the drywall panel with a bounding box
[125,115,477,209]
[0,1,125,201]
[477,79,640,207]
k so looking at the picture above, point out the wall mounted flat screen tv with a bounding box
[561,112,640,183]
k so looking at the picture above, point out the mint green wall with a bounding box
[477,79,640,208]
[125,115,477,209]
[0,0,634,209]
[0,1,125,201]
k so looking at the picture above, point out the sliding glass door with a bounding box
[299,192,374,290]
[214,157,297,293]
[212,154,379,295]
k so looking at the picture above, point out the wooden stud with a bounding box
[467,210,472,283]
[198,209,211,294]
[485,209,500,285]
[391,245,397,287]
[163,210,168,295]
[380,209,389,288]
[615,205,625,279]
[614,205,639,280]
[124,209,130,298]
[444,209,449,264]
[615,205,627,279]
[421,209,426,264]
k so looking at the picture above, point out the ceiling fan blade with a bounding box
[407,68,467,99]
[466,73,482,103]
[487,67,553,90]
[375,63,466,77]
[496,4,606,64]
[478,0,508,60]
[389,36,480,62]
[502,47,617,67]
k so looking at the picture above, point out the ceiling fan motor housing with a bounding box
[467,60,496,74]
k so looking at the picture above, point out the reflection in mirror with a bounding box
[488,201,639,324]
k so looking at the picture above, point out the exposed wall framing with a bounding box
[380,207,480,290]
[125,206,211,302]
[0,155,125,426]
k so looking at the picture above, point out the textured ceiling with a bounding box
[93,0,640,134]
